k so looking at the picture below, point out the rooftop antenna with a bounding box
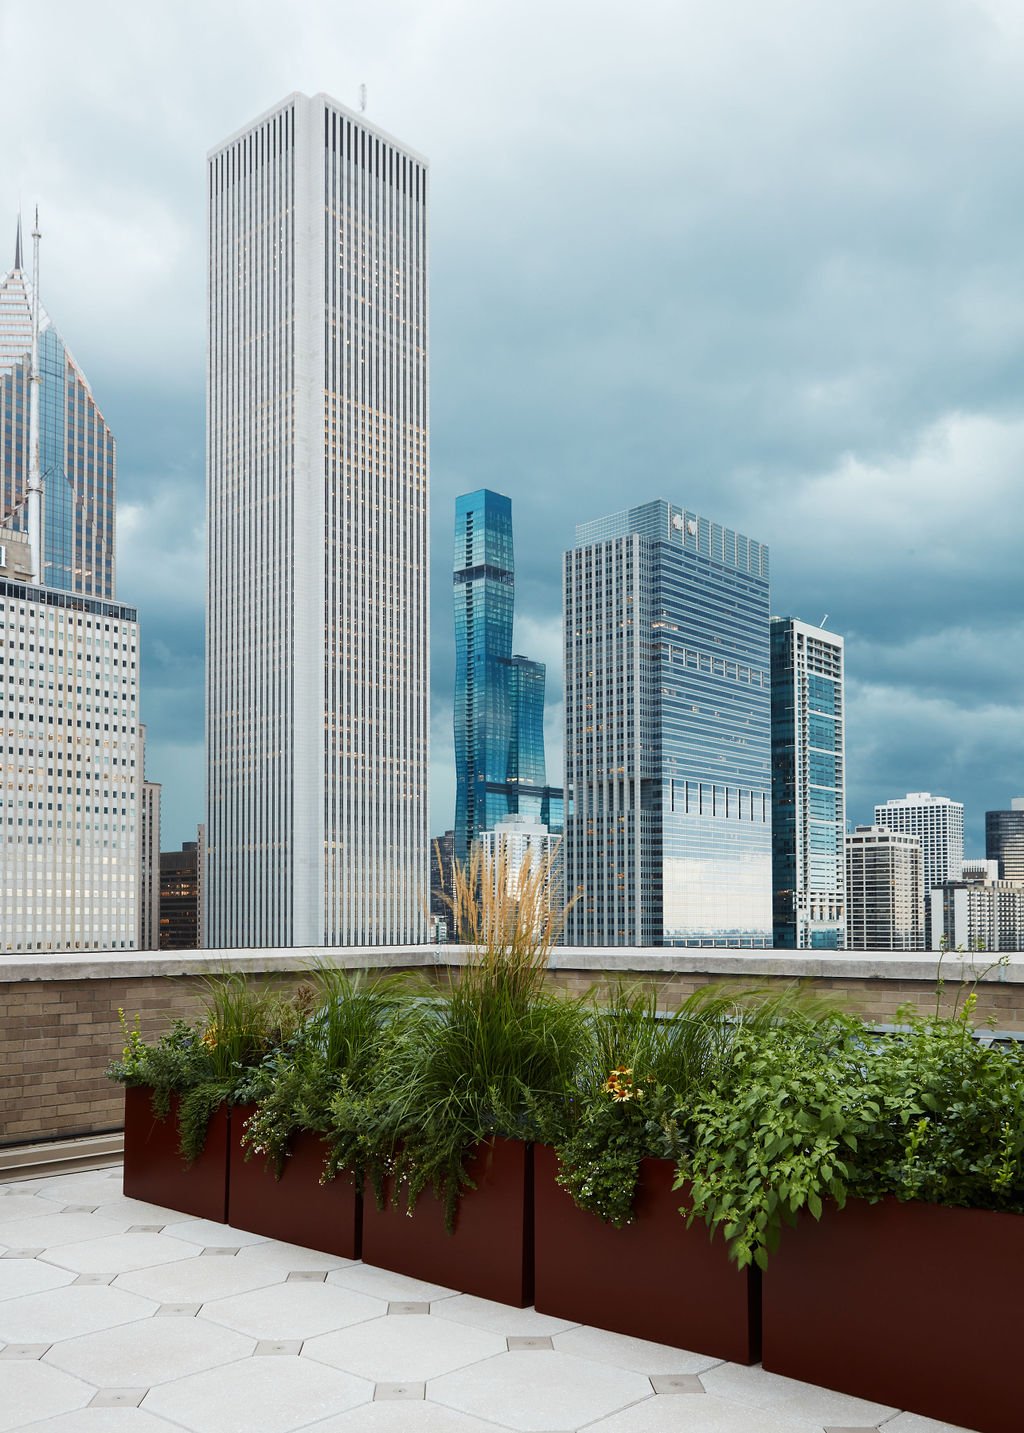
[13,210,23,271]
[358,83,367,113]
[819,614,829,629]
[27,206,43,585]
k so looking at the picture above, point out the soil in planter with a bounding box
[122,1086,229,1222]
[228,1104,361,1259]
[763,1197,1023,1433]
[361,1137,533,1306]
[533,1144,759,1364]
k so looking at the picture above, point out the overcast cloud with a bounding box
[2,0,1022,853]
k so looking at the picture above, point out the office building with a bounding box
[961,858,998,883]
[453,489,562,865]
[0,222,142,953]
[137,726,161,950]
[846,825,924,950]
[428,827,455,942]
[874,792,963,946]
[479,812,558,901]
[206,93,429,946]
[986,799,1024,883]
[931,879,1024,953]
[159,834,204,950]
[770,617,846,949]
[564,500,772,947]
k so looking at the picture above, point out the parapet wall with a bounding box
[3,946,1021,1145]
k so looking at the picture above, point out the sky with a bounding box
[2,0,1022,856]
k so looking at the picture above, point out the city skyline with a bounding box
[2,0,1022,858]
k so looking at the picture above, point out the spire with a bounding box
[14,211,22,271]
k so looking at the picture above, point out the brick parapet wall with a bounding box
[3,946,1022,1145]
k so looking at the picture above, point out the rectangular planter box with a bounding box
[122,1085,229,1222]
[361,1137,533,1306]
[533,1144,759,1363]
[763,1197,1024,1433]
[227,1104,361,1259]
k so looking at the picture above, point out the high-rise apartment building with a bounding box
[206,94,429,946]
[479,812,558,902]
[453,489,562,865]
[846,825,924,950]
[0,223,142,953]
[986,799,1024,884]
[874,792,963,946]
[159,833,204,949]
[564,500,772,947]
[931,878,1024,953]
[770,618,846,949]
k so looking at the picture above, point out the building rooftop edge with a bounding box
[207,90,430,166]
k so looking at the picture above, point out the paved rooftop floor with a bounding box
[0,1165,975,1433]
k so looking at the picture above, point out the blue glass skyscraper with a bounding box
[564,500,771,946]
[453,490,562,864]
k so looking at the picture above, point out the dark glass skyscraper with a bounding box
[986,800,1024,883]
[453,490,561,864]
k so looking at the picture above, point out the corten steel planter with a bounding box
[763,1197,1024,1433]
[533,1144,759,1363]
[122,1086,229,1222]
[227,1104,361,1259]
[361,1137,534,1305]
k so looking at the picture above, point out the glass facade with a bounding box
[985,805,1024,884]
[565,500,772,947]
[770,618,846,950]
[453,490,561,864]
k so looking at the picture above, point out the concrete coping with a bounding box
[1,945,1021,984]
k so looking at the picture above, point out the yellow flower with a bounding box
[201,1024,219,1051]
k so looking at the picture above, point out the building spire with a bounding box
[14,211,23,271]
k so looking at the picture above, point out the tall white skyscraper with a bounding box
[874,791,963,946]
[206,93,429,947]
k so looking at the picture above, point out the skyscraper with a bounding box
[770,617,846,949]
[206,94,429,947]
[846,825,924,950]
[0,220,141,952]
[453,489,562,865]
[986,799,1024,883]
[874,791,963,946]
[564,500,772,947]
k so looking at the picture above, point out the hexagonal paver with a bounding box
[92,1198,194,1226]
[308,1403,515,1432]
[327,1265,456,1302]
[23,1413,182,1431]
[553,1324,721,1374]
[0,1212,131,1248]
[0,1256,74,1302]
[143,1354,372,1433]
[44,1313,252,1387]
[202,1281,386,1340]
[701,1362,897,1427]
[433,1293,576,1337]
[33,1177,127,1207]
[162,1219,267,1249]
[234,1238,354,1271]
[586,1394,815,1432]
[0,1285,156,1344]
[431,1349,653,1431]
[304,1314,506,1382]
[882,1414,979,1433]
[0,1194,66,1221]
[114,1255,284,1304]
[42,1233,197,1276]
[0,1361,93,1431]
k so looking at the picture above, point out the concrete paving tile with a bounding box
[0,1194,65,1221]
[155,1303,201,1315]
[553,1326,722,1376]
[163,1218,268,1248]
[433,1294,578,1337]
[92,1199,193,1225]
[431,1349,654,1431]
[256,1340,304,1355]
[375,1381,426,1399]
[73,1275,114,1286]
[0,1342,51,1358]
[42,1233,197,1276]
[142,1354,373,1433]
[702,1363,897,1427]
[880,1415,980,1433]
[114,1254,284,1303]
[305,1314,506,1383]
[0,1257,74,1301]
[326,1263,456,1301]
[586,1392,822,1432]
[287,1270,328,1282]
[2,1247,44,1258]
[43,1313,252,1387]
[388,1300,431,1314]
[507,1336,553,1350]
[0,1361,93,1431]
[651,1374,705,1394]
[201,1281,386,1340]
[90,1388,148,1407]
[0,1285,157,1344]
[21,1412,181,1432]
[33,1177,131,1207]
[302,1404,517,1432]
[234,1238,354,1271]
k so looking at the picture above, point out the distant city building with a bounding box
[770,617,846,950]
[453,490,562,866]
[986,799,1024,884]
[429,828,455,941]
[478,813,557,902]
[159,833,204,950]
[846,826,924,951]
[931,879,1024,954]
[206,94,429,946]
[564,500,772,947]
[138,727,161,950]
[0,222,142,953]
[874,792,963,947]
[961,858,999,883]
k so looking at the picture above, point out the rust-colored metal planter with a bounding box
[763,1197,1024,1433]
[533,1144,759,1363]
[361,1137,533,1305]
[122,1086,229,1222]
[227,1104,360,1259]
